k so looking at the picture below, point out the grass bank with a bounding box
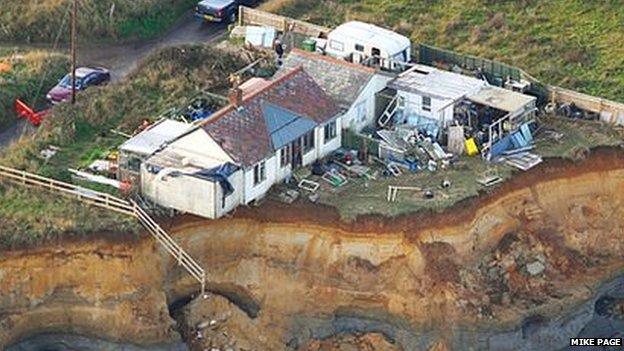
[0,0,196,43]
[0,50,69,130]
[0,44,260,247]
[262,0,624,102]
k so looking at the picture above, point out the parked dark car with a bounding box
[195,0,259,23]
[46,67,110,105]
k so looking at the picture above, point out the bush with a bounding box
[0,0,196,43]
[0,51,69,130]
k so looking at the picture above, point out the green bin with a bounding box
[301,38,316,52]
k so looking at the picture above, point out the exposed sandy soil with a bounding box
[0,148,623,350]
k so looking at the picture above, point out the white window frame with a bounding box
[324,121,337,144]
[280,145,291,168]
[329,39,345,52]
[303,130,315,154]
[422,96,432,112]
[253,161,266,186]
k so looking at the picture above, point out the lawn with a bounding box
[0,44,264,247]
[295,115,623,221]
[0,50,69,130]
[0,0,197,43]
[262,0,624,103]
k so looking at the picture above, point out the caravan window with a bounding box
[329,40,345,52]
[355,44,364,52]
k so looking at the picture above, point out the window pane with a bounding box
[330,40,344,51]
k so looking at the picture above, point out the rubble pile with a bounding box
[456,229,594,319]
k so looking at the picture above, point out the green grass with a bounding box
[0,0,196,43]
[266,0,624,102]
[0,45,263,246]
[0,50,69,130]
[309,116,623,221]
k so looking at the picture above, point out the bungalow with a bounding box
[140,66,343,219]
[275,49,394,132]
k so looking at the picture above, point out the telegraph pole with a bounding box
[71,0,77,104]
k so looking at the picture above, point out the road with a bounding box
[0,12,227,149]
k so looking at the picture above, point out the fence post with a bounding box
[201,272,206,298]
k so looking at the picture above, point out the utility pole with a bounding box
[71,0,77,104]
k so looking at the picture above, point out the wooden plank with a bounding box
[240,6,330,36]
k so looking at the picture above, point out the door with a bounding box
[371,47,381,67]
[291,138,302,168]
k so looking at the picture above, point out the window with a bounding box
[280,145,291,168]
[355,44,364,52]
[127,157,142,172]
[355,101,367,123]
[329,40,344,52]
[253,161,266,186]
[422,96,432,112]
[303,130,315,153]
[324,121,337,144]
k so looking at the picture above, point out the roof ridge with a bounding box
[291,48,377,73]
[199,65,305,128]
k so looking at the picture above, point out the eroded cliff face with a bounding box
[1,150,623,350]
[0,239,181,348]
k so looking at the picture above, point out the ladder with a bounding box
[0,165,207,296]
[378,95,402,128]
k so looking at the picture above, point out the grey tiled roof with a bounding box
[275,49,376,108]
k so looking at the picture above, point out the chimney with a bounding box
[228,87,243,108]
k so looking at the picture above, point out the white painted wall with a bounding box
[318,117,342,158]
[141,168,217,218]
[141,116,344,217]
[140,128,246,219]
[397,90,455,127]
[342,74,394,132]
[165,129,234,167]
[215,170,245,218]
[243,154,278,204]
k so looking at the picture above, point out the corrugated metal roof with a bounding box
[120,119,190,156]
[389,65,486,101]
[263,103,316,150]
[468,86,536,113]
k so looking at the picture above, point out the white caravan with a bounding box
[323,21,411,70]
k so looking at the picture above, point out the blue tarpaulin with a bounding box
[490,122,535,158]
[194,162,240,198]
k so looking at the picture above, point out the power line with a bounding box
[29,3,72,108]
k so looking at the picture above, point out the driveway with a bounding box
[0,12,227,149]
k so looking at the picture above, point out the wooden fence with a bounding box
[239,6,330,37]
[548,86,624,125]
[0,165,207,295]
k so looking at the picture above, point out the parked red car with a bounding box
[46,67,110,104]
